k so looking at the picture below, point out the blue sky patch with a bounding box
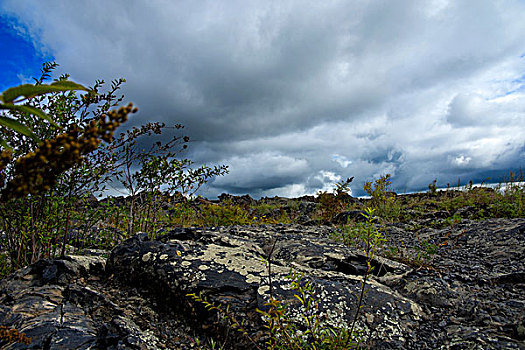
[0,15,53,92]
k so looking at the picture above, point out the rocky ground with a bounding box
[0,212,524,349]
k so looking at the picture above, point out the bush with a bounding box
[0,63,133,270]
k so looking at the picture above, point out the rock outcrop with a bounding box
[1,219,524,349]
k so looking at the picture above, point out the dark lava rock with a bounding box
[106,225,417,349]
[217,193,255,207]
[0,255,192,349]
[1,219,524,349]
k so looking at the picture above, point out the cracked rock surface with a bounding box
[1,219,524,349]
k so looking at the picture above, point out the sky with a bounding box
[1,0,524,198]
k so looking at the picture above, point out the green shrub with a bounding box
[427,179,438,195]
[251,203,293,224]
[362,174,402,221]
[167,201,200,227]
[313,178,356,223]
[200,200,253,226]
[492,171,524,218]
[315,191,346,222]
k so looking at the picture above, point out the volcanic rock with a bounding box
[0,219,524,349]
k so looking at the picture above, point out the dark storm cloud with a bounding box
[2,0,524,197]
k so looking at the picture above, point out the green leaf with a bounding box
[0,138,12,150]
[0,81,88,103]
[0,116,39,142]
[0,103,59,127]
[49,80,88,89]
[294,294,304,304]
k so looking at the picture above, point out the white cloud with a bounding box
[452,155,472,167]
[209,152,309,194]
[2,0,524,197]
[312,171,342,194]
[332,154,352,168]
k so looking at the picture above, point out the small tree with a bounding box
[334,177,354,197]
[107,122,228,235]
[0,62,134,269]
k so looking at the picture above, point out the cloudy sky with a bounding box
[1,0,524,198]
